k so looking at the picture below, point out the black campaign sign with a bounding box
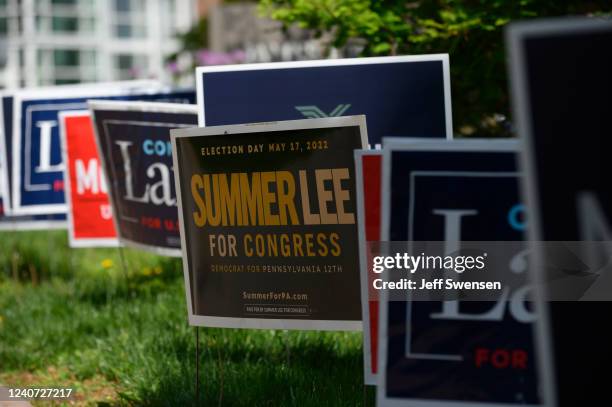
[509,18,612,407]
[173,119,365,330]
[92,104,198,256]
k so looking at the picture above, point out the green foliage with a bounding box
[259,0,612,137]
[167,18,208,60]
[0,231,370,406]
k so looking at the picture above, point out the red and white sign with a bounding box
[60,110,118,247]
[355,150,382,385]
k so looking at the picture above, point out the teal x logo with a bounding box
[294,104,352,119]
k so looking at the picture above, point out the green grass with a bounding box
[0,231,372,406]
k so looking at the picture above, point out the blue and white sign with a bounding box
[9,85,195,215]
[196,55,452,145]
[0,201,67,231]
[378,139,543,406]
[0,92,15,215]
[1,91,66,230]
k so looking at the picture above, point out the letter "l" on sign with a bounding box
[35,120,64,173]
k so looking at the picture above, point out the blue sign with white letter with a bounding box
[0,93,66,229]
[10,87,195,215]
[379,139,541,406]
[197,56,452,145]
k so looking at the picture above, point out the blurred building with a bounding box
[0,0,198,89]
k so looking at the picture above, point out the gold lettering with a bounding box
[276,171,299,225]
[280,234,291,256]
[316,169,338,224]
[266,234,278,256]
[292,234,304,256]
[219,173,243,226]
[305,233,315,257]
[244,234,253,257]
[204,175,222,227]
[255,234,265,256]
[190,168,351,228]
[332,168,355,224]
[330,232,341,256]
[317,233,329,256]
[240,173,263,226]
[191,174,206,227]
[299,170,320,225]
[261,172,279,225]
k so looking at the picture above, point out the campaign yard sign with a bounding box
[0,91,14,215]
[378,139,542,407]
[0,199,67,230]
[171,116,367,330]
[508,17,612,407]
[0,92,11,223]
[59,111,117,247]
[91,101,198,256]
[354,150,382,385]
[196,55,452,145]
[1,91,66,230]
[9,84,194,216]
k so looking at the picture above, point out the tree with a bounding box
[259,0,612,137]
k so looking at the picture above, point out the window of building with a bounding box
[35,0,95,34]
[113,53,147,80]
[37,48,97,85]
[0,0,15,37]
[115,0,130,12]
[0,1,6,35]
[54,49,78,66]
[51,16,77,31]
[113,0,146,38]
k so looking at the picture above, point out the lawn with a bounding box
[0,230,371,406]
